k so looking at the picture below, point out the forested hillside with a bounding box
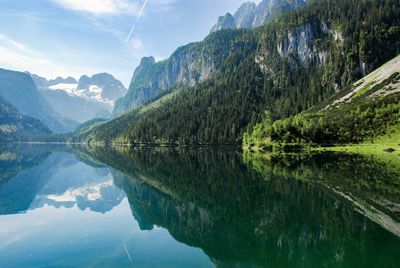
[74,0,400,145]
[244,54,400,147]
[0,96,52,143]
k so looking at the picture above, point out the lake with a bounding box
[0,145,399,267]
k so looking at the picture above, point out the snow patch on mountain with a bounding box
[48,83,114,106]
[49,83,78,94]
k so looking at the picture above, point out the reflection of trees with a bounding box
[244,152,400,223]
[0,147,52,214]
[81,147,400,267]
[0,146,51,183]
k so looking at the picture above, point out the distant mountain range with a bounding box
[30,73,127,123]
[0,67,126,138]
[0,68,77,133]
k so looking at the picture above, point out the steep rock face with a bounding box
[256,21,341,75]
[234,2,257,29]
[114,31,249,115]
[276,22,327,66]
[116,0,306,115]
[210,13,237,33]
[253,0,306,28]
[78,73,126,103]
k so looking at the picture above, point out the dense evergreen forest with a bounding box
[74,0,400,145]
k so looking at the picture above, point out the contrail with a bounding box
[123,243,134,265]
[125,0,149,43]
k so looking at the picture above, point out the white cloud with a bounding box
[0,34,91,79]
[53,0,177,16]
[0,34,132,85]
[53,0,139,15]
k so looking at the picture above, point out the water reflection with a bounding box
[0,145,399,267]
[84,147,400,267]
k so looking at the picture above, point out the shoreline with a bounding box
[244,142,400,156]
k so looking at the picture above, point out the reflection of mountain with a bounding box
[81,147,400,267]
[30,155,125,214]
[0,147,125,215]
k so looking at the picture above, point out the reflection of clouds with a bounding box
[53,0,140,15]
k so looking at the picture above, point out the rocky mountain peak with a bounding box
[49,76,78,86]
[234,2,257,29]
[140,56,156,66]
[77,73,127,102]
[211,0,306,33]
[210,13,237,33]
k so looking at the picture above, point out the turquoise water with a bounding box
[0,145,399,267]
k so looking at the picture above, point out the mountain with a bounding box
[77,73,127,103]
[0,96,52,142]
[113,30,259,115]
[30,74,78,88]
[233,2,257,29]
[73,0,400,145]
[244,54,400,147]
[210,13,237,33]
[210,0,306,33]
[0,68,76,133]
[114,0,305,116]
[32,73,127,123]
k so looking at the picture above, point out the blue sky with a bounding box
[0,0,259,86]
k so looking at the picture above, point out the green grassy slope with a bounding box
[244,54,400,150]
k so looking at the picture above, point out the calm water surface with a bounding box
[0,145,399,267]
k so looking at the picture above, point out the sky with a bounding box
[0,0,259,86]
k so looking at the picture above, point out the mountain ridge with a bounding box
[31,73,127,123]
[211,0,306,33]
[0,68,76,133]
[73,0,400,145]
[113,0,306,116]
